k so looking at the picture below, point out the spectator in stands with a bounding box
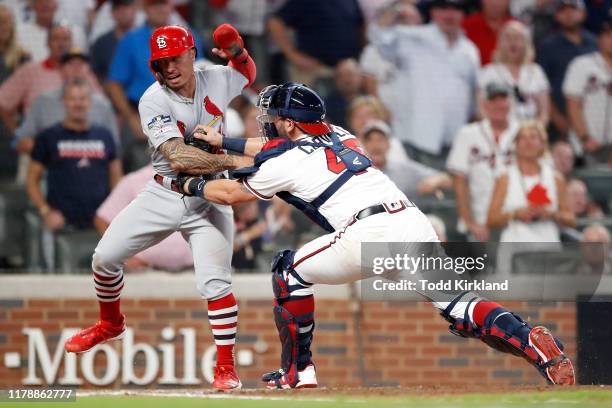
[239,104,260,139]
[567,178,604,219]
[107,0,201,142]
[360,0,421,109]
[369,0,480,169]
[56,0,97,35]
[268,0,364,86]
[0,4,30,177]
[358,0,396,23]
[584,0,612,35]
[0,4,29,83]
[210,0,269,85]
[346,95,409,164]
[95,164,193,272]
[12,49,110,185]
[579,223,611,275]
[14,49,116,155]
[0,24,72,135]
[563,15,612,164]
[447,83,518,241]
[462,0,514,65]
[551,140,575,177]
[26,79,122,233]
[359,120,452,198]
[90,0,137,82]
[232,201,266,270]
[479,21,550,124]
[537,0,597,139]
[324,59,365,129]
[346,95,390,136]
[15,0,86,61]
[487,121,575,242]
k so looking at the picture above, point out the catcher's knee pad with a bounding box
[271,249,313,302]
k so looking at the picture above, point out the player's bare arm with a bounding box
[192,125,265,157]
[159,138,244,175]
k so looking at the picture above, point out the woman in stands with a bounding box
[479,21,550,125]
[488,121,575,241]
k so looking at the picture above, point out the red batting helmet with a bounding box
[149,25,196,82]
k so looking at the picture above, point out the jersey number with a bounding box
[324,139,365,174]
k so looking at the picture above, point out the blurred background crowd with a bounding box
[0,0,610,274]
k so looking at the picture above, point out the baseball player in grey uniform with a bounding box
[64,24,256,391]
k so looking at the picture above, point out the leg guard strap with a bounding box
[440,291,481,338]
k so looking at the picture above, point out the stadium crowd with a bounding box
[0,0,610,273]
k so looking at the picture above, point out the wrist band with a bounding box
[187,178,207,198]
[228,46,247,63]
[222,137,247,154]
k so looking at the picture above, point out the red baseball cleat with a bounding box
[64,315,126,354]
[529,326,576,385]
[263,364,318,389]
[212,365,242,391]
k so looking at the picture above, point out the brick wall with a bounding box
[0,297,576,388]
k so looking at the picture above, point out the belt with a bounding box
[355,199,413,220]
[154,174,181,193]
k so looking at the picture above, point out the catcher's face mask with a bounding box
[256,85,283,140]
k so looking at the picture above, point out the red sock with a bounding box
[99,299,122,324]
[472,301,502,327]
[208,293,238,367]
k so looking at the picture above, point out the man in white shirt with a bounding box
[447,83,518,241]
[564,15,612,164]
[16,0,86,61]
[369,0,480,169]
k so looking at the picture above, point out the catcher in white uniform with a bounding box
[180,83,575,389]
[64,24,256,390]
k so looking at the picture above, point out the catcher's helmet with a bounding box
[149,25,196,83]
[256,83,331,139]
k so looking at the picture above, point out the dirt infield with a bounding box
[80,384,610,398]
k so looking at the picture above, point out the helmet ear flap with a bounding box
[150,60,163,84]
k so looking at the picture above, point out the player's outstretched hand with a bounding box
[192,125,223,147]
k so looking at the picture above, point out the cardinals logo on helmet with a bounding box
[156,35,168,49]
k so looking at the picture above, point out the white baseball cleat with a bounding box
[262,363,318,389]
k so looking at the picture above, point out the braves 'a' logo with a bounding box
[157,35,167,49]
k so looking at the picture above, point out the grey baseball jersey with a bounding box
[139,66,248,177]
[92,65,247,301]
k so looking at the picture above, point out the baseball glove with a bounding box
[184,131,215,153]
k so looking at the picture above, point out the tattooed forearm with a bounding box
[159,138,240,175]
